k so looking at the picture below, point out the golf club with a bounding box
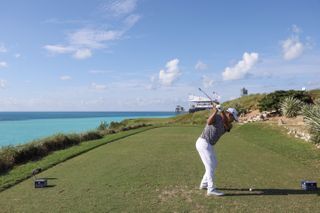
[198,88,220,104]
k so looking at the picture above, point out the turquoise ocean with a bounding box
[0,112,175,148]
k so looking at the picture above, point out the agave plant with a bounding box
[302,99,320,144]
[280,96,303,117]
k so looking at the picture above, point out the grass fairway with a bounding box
[0,124,319,212]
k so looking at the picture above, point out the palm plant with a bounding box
[302,99,320,144]
[280,96,303,117]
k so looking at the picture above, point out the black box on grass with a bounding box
[301,180,317,191]
[35,179,47,188]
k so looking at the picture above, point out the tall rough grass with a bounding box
[0,122,150,174]
[302,99,320,144]
[280,96,303,117]
[0,147,16,174]
[97,121,109,131]
[0,131,102,174]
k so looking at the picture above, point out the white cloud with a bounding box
[281,25,310,61]
[222,52,259,80]
[0,79,7,88]
[124,14,141,28]
[0,44,7,53]
[202,75,214,88]
[146,75,158,90]
[292,24,301,34]
[68,28,123,49]
[89,70,113,74]
[0,61,8,68]
[60,75,71,81]
[44,29,122,59]
[14,53,21,58]
[195,60,208,71]
[91,82,107,90]
[104,0,138,16]
[158,58,181,86]
[282,36,304,60]
[44,25,136,61]
[45,44,94,59]
[44,45,74,54]
[43,18,89,25]
[73,49,92,59]
[44,1,140,60]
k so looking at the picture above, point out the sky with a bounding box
[0,0,319,111]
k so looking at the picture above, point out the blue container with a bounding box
[301,180,317,191]
[35,179,47,188]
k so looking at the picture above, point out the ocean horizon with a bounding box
[0,111,176,148]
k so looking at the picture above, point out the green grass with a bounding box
[221,89,320,112]
[222,93,266,111]
[0,126,156,192]
[308,89,320,100]
[0,124,319,212]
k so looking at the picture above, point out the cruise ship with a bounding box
[188,95,216,113]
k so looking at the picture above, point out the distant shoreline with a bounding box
[0,111,176,122]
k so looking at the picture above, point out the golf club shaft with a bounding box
[198,88,219,104]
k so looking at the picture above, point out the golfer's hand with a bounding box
[215,104,222,112]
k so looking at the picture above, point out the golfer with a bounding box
[196,105,238,196]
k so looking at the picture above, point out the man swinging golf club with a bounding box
[196,104,238,196]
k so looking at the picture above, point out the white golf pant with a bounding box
[196,137,217,190]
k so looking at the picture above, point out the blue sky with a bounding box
[0,0,319,111]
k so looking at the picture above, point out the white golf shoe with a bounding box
[207,188,224,196]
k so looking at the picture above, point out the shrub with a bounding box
[41,134,80,152]
[109,121,125,130]
[67,134,82,144]
[302,100,320,144]
[81,131,103,141]
[258,90,313,112]
[42,135,65,151]
[0,158,12,174]
[98,123,151,135]
[14,143,48,164]
[0,146,16,174]
[97,121,109,131]
[280,96,303,118]
[99,129,117,136]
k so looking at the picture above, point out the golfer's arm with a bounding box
[221,111,227,119]
[207,108,218,125]
[220,111,231,131]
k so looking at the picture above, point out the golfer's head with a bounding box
[226,108,239,122]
